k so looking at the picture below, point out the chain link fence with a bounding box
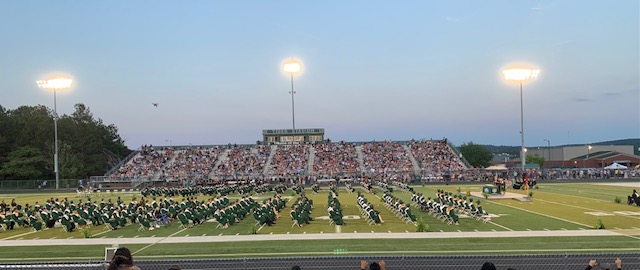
[0,254,638,270]
[0,179,79,191]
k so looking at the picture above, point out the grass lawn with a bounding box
[1,236,638,262]
[0,182,638,261]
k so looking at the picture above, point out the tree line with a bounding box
[0,103,130,180]
[459,142,545,168]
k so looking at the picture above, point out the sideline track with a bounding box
[0,229,634,247]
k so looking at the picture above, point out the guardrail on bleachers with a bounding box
[446,139,471,169]
[103,150,140,177]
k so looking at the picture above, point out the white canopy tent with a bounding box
[485,165,508,171]
[604,162,627,169]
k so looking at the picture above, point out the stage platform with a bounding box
[469,191,531,201]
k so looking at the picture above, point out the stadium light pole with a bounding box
[283,59,301,130]
[503,67,540,172]
[585,145,592,168]
[544,139,551,168]
[37,75,73,190]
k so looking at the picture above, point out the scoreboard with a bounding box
[262,128,325,145]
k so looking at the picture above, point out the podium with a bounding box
[483,185,496,194]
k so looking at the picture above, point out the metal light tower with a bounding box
[503,67,540,171]
[544,139,551,168]
[37,76,73,190]
[283,59,302,130]
[585,145,592,168]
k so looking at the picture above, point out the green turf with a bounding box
[0,182,639,261]
[1,236,638,262]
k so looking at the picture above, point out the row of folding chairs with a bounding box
[381,194,414,224]
[356,197,378,226]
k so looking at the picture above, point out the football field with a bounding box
[0,181,638,262]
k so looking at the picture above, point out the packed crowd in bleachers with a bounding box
[160,146,222,180]
[361,141,414,177]
[312,141,360,177]
[109,139,468,182]
[113,145,171,179]
[268,144,310,176]
[215,145,269,177]
[407,139,465,179]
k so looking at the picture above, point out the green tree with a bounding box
[0,105,10,165]
[0,103,130,180]
[0,146,49,180]
[526,153,545,168]
[459,142,493,168]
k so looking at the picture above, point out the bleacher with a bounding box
[103,139,468,184]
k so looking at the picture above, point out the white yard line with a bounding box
[534,198,640,220]
[542,185,627,200]
[0,229,624,247]
[486,220,513,231]
[132,228,187,255]
[487,200,592,228]
[0,230,37,240]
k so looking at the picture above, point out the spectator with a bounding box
[168,265,182,270]
[361,260,385,270]
[107,247,139,270]
[628,189,638,206]
[481,262,496,270]
[585,258,622,270]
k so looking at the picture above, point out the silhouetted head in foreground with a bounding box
[482,262,497,270]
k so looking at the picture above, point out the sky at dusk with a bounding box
[1,1,638,149]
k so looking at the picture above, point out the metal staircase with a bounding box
[355,145,366,172]
[208,149,230,179]
[402,144,422,175]
[262,145,277,175]
[307,146,316,174]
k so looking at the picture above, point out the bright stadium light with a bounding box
[283,61,301,74]
[586,145,592,168]
[282,58,303,130]
[503,68,540,81]
[503,66,540,172]
[37,75,73,190]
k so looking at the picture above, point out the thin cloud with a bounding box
[445,16,461,23]
[553,40,574,46]
[602,92,620,96]
[573,98,592,102]
[531,3,554,11]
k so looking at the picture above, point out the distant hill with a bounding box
[479,145,520,155]
[466,138,640,155]
[592,139,640,155]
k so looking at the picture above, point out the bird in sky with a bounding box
[152,103,158,107]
